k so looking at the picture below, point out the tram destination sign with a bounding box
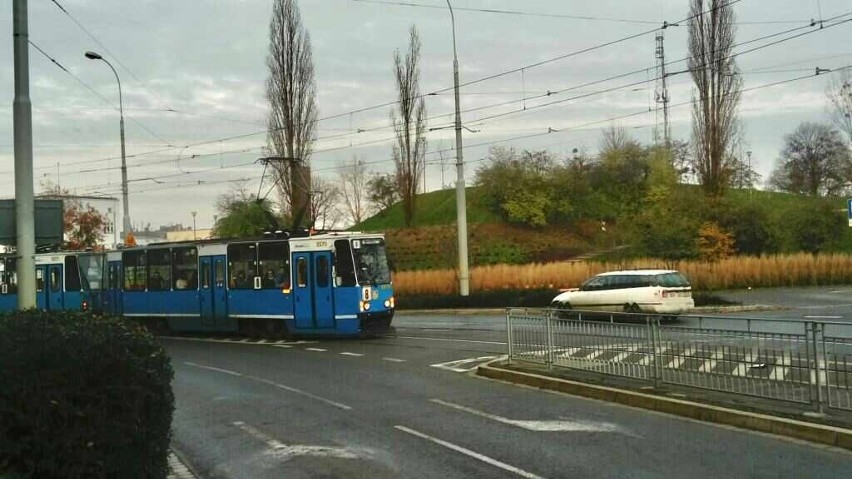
[0,199,64,246]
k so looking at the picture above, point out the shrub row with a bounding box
[0,311,174,479]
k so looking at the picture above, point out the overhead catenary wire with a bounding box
[15,1,848,194]
[74,65,852,198]
[12,10,850,190]
[33,0,748,174]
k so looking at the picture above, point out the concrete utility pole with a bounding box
[447,0,470,296]
[13,0,36,309]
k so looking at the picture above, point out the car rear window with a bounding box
[652,272,690,287]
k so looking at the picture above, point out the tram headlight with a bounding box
[362,301,371,311]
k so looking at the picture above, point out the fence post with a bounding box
[506,308,514,363]
[811,322,824,414]
[647,317,661,388]
[545,309,554,370]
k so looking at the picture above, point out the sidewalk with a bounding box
[477,358,852,450]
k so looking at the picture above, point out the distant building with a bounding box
[166,229,214,242]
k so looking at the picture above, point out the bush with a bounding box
[0,310,174,478]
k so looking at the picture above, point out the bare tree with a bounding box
[599,124,632,154]
[827,68,852,144]
[309,176,343,230]
[337,156,373,226]
[688,0,742,197]
[266,0,318,227]
[391,26,427,226]
[768,122,852,197]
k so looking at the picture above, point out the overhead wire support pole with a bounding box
[13,0,36,309]
[447,0,470,297]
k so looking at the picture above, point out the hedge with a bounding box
[0,310,174,478]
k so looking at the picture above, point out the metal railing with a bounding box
[505,308,852,413]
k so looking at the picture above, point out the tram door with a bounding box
[108,262,123,316]
[36,264,63,311]
[293,252,335,330]
[200,256,227,327]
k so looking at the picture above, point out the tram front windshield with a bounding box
[78,253,106,291]
[353,239,391,285]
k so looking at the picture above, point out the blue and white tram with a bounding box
[103,231,395,337]
[0,251,106,313]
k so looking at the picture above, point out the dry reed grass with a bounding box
[393,253,852,295]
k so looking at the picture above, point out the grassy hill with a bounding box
[354,184,852,272]
[355,187,597,271]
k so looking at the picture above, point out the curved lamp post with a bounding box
[85,51,132,243]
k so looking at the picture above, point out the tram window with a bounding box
[50,268,60,292]
[215,260,225,288]
[316,256,329,288]
[109,266,118,290]
[172,247,198,290]
[65,256,82,292]
[297,257,308,288]
[5,258,17,293]
[258,241,290,289]
[0,259,6,293]
[334,240,357,287]
[78,254,105,291]
[147,249,171,291]
[36,269,44,292]
[227,243,256,289]
[200,262,211,289]
[122,251,147,291]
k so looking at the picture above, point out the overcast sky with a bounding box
[1,0,850,230]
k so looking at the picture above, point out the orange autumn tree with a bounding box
[40,181,107,250]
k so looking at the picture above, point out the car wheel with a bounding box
[624,303,642,314]
[552,301,572,319]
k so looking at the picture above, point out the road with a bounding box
[166,291,852,478]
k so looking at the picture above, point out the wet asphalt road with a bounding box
[165,287,852,478]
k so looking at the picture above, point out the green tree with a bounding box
[367,173,400,214]
[213,188,279,238]
[789,201,845,254]
[475,147,557,227]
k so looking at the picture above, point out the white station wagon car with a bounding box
[550,269,694,317]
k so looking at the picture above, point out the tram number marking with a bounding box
[362,287,372,302]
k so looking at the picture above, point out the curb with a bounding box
[476,361,852,450]
[167,450,198,479]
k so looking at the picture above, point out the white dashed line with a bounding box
[305,348,328,352]
[340,352,364,357]
[394,425,544,479]
[382,357,406,363]
[183,362,352,410]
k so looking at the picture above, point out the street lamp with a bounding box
[85,51,131,243]
[446,0,470,297]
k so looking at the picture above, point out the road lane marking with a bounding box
[160,336,316,346]
[394,425,544,479]
[183,362,352,410]
[382,357,406,363]
[305,348,327,352]
[430,399,624,433]
[340,352,364,357]
[431,356,500,373]
[233,421,367,460]
[184,362,243,377]
[396,336,506,345]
